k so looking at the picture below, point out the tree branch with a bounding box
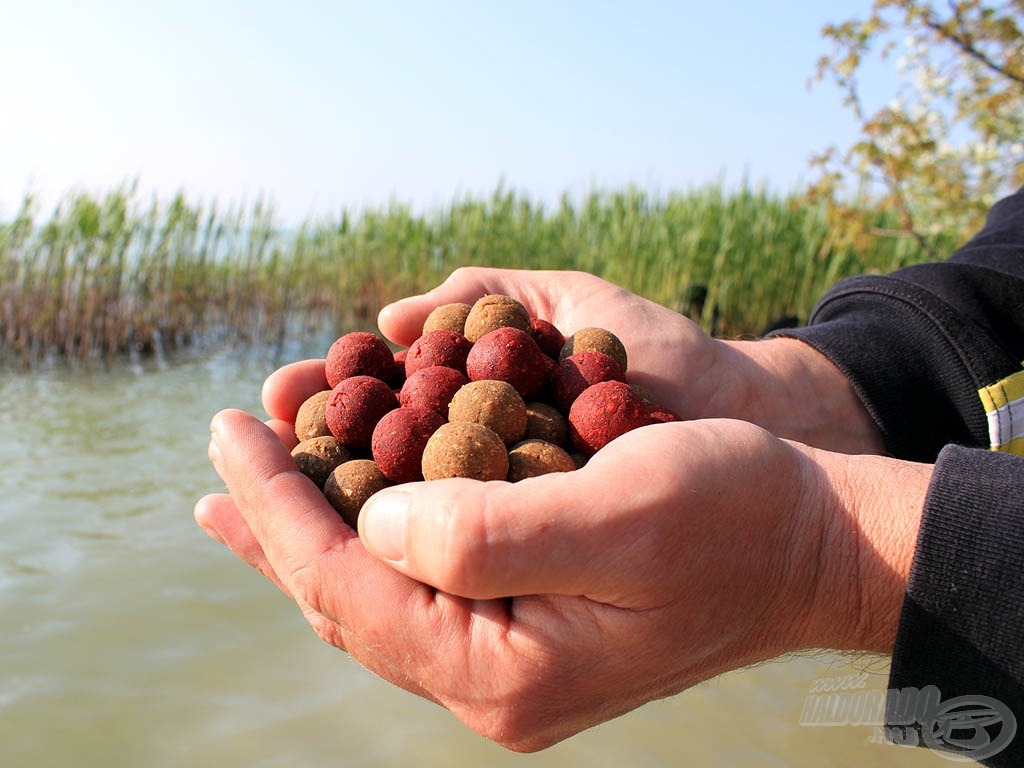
[924,9,1024,86]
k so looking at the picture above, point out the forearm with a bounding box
[705,337,886,454]
[784,442,932,655]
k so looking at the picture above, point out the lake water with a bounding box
[0,339,947,767]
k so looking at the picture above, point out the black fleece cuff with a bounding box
[886,444,1024,765]
[775,275,994,462]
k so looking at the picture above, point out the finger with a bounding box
[261,359,329,422]
[266,418,299,451]
[358,478,603,601]
[194,492,291,597]
[357,426,694,605]
[208,409,431,628]
[206,410,521,703]
[209,409,459,691]
[195,492,355,655]
[377,267,576,346]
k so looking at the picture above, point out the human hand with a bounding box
[375,267,884,453]
[194,403,929,751]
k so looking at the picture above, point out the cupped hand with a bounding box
[377,267,718,422]
[374,267,884,453]
[194,406,874,751]
[261,268,881,453]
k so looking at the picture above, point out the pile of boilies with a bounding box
[289,294,680,528]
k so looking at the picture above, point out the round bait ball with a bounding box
[324,459,391,528]
[507,439,576,482]
[291,436,352,489]
[466,326,549,398]
[294,390,332,441]
[405,329,472,377]
[463,294,531,342]
[524,401,569,447]
[560,327,628,372]
[549,351,626,414]
[399,365,468,416]
[423,302,472,335]
[448,379,527,445]
[325,375,398,450]
[325,331,395,388]
[629,379,683,422]
[421,422,509,481]
[371,406,445,483]
[530,317,565,360]
[568,380,655,456]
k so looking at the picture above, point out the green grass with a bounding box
[0,181,955,368]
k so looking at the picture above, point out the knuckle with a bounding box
[305,609,349,653]
[439,502,492,596]
[418,485,497,596]
[445,265,479,285]
[289,558,324,607]
[260,473,339,602]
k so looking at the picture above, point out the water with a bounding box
[0,345,946,767]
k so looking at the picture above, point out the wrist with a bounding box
[789,445,932,653]
[713,337,885,454]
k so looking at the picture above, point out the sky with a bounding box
[0,1,895,225]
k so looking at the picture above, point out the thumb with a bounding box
[357,470,626,601]
[377,266,566,346]
[377,268,493,346]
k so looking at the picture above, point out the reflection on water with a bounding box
[0,343,946,767]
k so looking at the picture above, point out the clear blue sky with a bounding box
[1,1,893,224]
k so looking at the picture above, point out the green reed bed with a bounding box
[0,182,951,368]
[1,188,320,368]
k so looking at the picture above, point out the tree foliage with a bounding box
[810,0,1024,256]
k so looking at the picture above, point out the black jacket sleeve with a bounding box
[777,186,1024,463]
[775,187,1024,765]
[886,444,1024,766]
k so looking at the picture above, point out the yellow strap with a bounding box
[979,364,1024,456]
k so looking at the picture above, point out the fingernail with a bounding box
[360,489,409,562]
[210,409,234,438]
[193,497,226,544]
